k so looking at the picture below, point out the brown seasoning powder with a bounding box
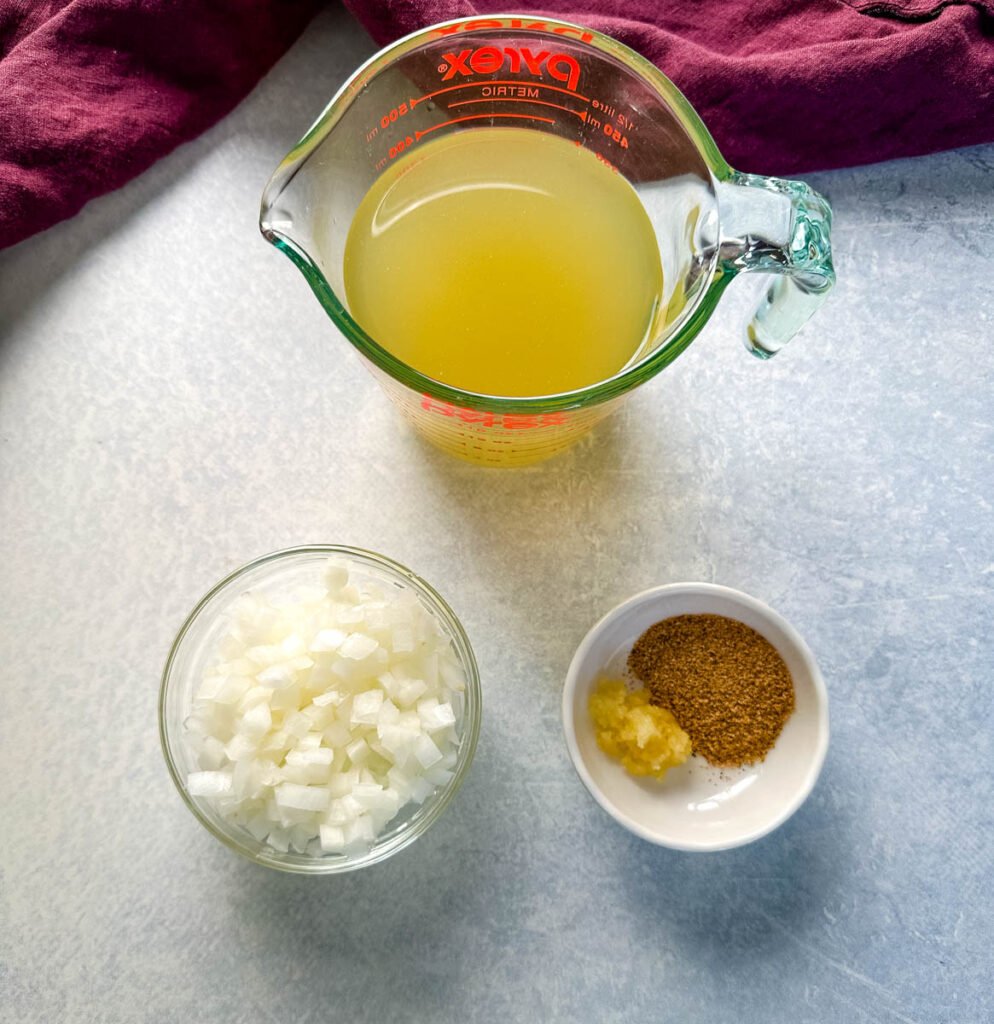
[627,614,795,766]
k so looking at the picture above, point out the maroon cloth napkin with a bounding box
[344,0,994,174]
[0,0,321,250]
[1,0,992,250]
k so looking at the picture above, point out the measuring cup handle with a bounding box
[716,171,835,358]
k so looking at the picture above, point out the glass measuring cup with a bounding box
[260,15,835,467]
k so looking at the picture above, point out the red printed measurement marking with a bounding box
[411,79,591,106]
[379,101,415,128]
[385,136,414,162]
[413,113,555,142]
[575,141,619,174]
[601,122,629,148]
[430,19,594,42]
[582,113,630,147]
[368,86,634,142]
[448,97,589,122]
[591,100,638,133]
[590,97,617,119]
[601,104,637,132]
[421,396,568,429]
[372,113,554,170]
[365,101,418,142]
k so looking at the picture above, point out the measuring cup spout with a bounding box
[716,173,835,357]
[259,133,355,328]
[260,152,303,250]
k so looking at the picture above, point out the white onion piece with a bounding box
[275,783,330,812]
[184,557,466,857]
[320,825,346,851]
[396,679,428,708]
[199,736,226,770]
[324,563,349,592]
[345,738,370,765]
[418,699,456,732]
[187,771,232,796]
[241,703,272,736]
[267,828,290,853]
[310,629,347,653]
[285,747,334,767]
[340,633,379,660]
[413,734,443,769]
[257,664,294,688]
[350,689,383,725]
[408,777,434,804]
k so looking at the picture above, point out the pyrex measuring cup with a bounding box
[261,15,835,467]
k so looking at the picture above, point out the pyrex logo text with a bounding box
[441,47,582,92]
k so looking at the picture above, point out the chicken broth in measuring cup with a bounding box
[343,128,664,397]
[263,16,834,463]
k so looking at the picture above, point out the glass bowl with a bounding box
[159,545,481,873]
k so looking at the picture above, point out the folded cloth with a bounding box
[343,0,994,175]
[1,1,991,250]
[0,0,321,250]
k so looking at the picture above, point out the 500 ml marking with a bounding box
[366,100,417,142]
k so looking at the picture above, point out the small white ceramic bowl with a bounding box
[562,583,828,851]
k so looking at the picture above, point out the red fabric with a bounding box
[0,1,991,250]
[0,0,321,249]
[342,0,994,174]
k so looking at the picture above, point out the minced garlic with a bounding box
[589,677,691,779]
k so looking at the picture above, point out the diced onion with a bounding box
[184,557,466,857]
[187,771,232,796]
[275,783,330,812]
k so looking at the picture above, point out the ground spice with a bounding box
[627,614,795,767]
